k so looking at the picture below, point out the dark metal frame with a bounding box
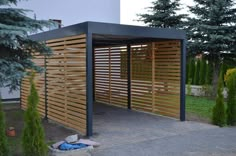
[44,55,48,121]
[30,21,186,136]
[180,39,186,121]
[86,33,93,136]
[127,44,131,110]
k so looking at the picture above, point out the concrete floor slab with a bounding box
[91,104,235,156]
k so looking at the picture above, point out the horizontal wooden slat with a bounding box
[21,34,87,135]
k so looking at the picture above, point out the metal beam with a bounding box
[127,44,131,110]
[86,33,93,136]
[44,55,48,121]
[180,39,186,121]
[30,21,185,42]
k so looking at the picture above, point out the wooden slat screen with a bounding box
[46,34,87,135]
[154,41,180,118]
[131,44,153,112]
[95,40,181,119]
[94,47,110,104]
[21,34,87,135]
[21,54,46,116]
[94,46,128,108]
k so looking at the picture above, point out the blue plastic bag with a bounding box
[59,142,88,150]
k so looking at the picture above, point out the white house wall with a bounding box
[0,87,20,100]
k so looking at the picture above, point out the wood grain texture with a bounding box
[94,46,128,108]
[94,41,181,119]
[21,34,87,135]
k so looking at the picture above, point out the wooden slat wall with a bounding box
[154,41,180,118]
[21,54,46,116]
[21,34,87,135]
[94,46,128,108]
[46,34,87,135]
[131,44,153,112]
[131,41,180,118]
[94,41,181,119]
[94,47,110,104]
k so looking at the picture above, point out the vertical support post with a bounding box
[127,44,131,110]
[44,55,48,120]
[20,81,22,109]
[64,41,68,123]
[151,43,155,112]
[92,46,95,103]
[86,33,93,136]
[180,39,186,121]
[108,48,111,104]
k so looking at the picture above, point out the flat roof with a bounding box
[30,21,186,46]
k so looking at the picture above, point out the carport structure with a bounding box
[21,22,186,136]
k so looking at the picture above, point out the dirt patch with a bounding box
[3,104,79,156]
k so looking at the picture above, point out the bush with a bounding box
[22,72,48,156]
[225,68,236,125]
[212,68,226,127]
[0,98,9,156]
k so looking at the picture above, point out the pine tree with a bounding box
[186,0,236,95]
[0,0,53,91]
[212,67,226,127]
[137,0,187,28]
[0,98,9,156]
[22,72,47,156]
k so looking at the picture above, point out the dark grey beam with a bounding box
[44,55,48,120]
[86,33,93,136]
[88,22,185,40]
[180,39,186,121]
[127,44,131,110]
[30,21,185,42]
[30,22,88,41]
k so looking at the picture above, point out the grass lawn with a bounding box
[186,95,216,123]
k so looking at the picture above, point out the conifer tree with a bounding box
[22,72,47,156]
[186,0,236,95]
[137,0,187,28]
[0,0,53,91]
[225,68,236,125]
[212,67,226,126]
[0,98,9,156]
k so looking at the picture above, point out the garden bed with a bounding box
[3,103,78,156]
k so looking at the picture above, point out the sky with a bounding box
[121,0,194,26]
